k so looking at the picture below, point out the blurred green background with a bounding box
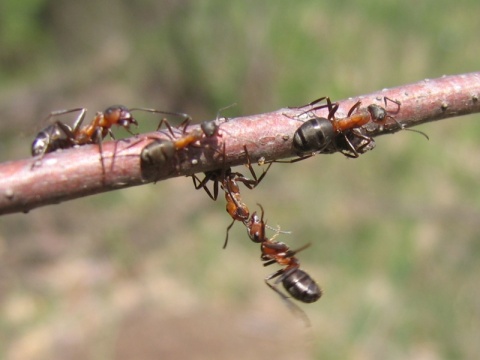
[1,0,479,359]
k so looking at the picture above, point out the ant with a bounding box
[31,105,191,174]
[284,96,428,161]
[245,204,322,324]
[144,103,241,173]
[139,114,224,179]
[153,103,232,150]
[31,105,140,172]
[137,105,237,184]
[192,144,270,199]
[191,144,272,248]
[140,138,176,167]
[31,106,138,158]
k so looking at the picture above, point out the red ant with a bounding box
[140,114,269,248]
[31,105,137,157]
[31,105,191,173]
[141,103,240,174]
[151,103,233,151]
[139,114,224,180]
[245,204,322,325]
[285,96,428,160]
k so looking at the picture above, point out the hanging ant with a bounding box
[263,244,322,304]
[192,144,270,197]
[191,143,272,248]
[245,204,322,325]
[221,146,272,248]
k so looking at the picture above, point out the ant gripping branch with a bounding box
[283,96,429,161]
[31,105,137,158]
[139,114,224,183]
[31,105,192,175]
[191,144,272,248]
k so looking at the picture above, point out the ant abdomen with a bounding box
[140,139,175,166]
[282,268,322,303]
[293,117,335,156]
[31,123,73,156]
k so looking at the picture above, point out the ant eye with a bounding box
[104,107,114,115]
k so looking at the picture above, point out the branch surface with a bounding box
[0,72,479,215]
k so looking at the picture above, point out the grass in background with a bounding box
[1,0,480,358]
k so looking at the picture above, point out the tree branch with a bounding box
[0,72,479,215]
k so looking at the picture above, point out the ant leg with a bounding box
[383,96,401,113]
[156,118,176,136]
[177,116,192,134]
[285,97,333,120]
[350,131,374,154]
[380,97,424,135]
[308,97,339,120]
[347,101,362,117]
[191,172,219,200]
[69,108,88,133]
[192,143,227,200]
[93,127,107,179]
[54,121,76,140]
[43,108,86,134]
[297,101,333,119]
[223,179,249,248]
[268,154,315,164]
[385,114,430,140]
[264,272,311,327]
[326,100,340,120]
[338,133,361,159]
[289,243,311,255]
[378,98,429,140]
[288,96,328,109]
[240,145,272,189]
[223,218,236,249]
[129,108,192,135]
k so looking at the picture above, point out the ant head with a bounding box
[104,105,138,128]
[200,120,220,137]
[367,103,429,140]
[246,204,266,243]
[367,104,387,123]
[246,212,265,243]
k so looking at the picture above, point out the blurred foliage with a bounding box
[0,0,480,359]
